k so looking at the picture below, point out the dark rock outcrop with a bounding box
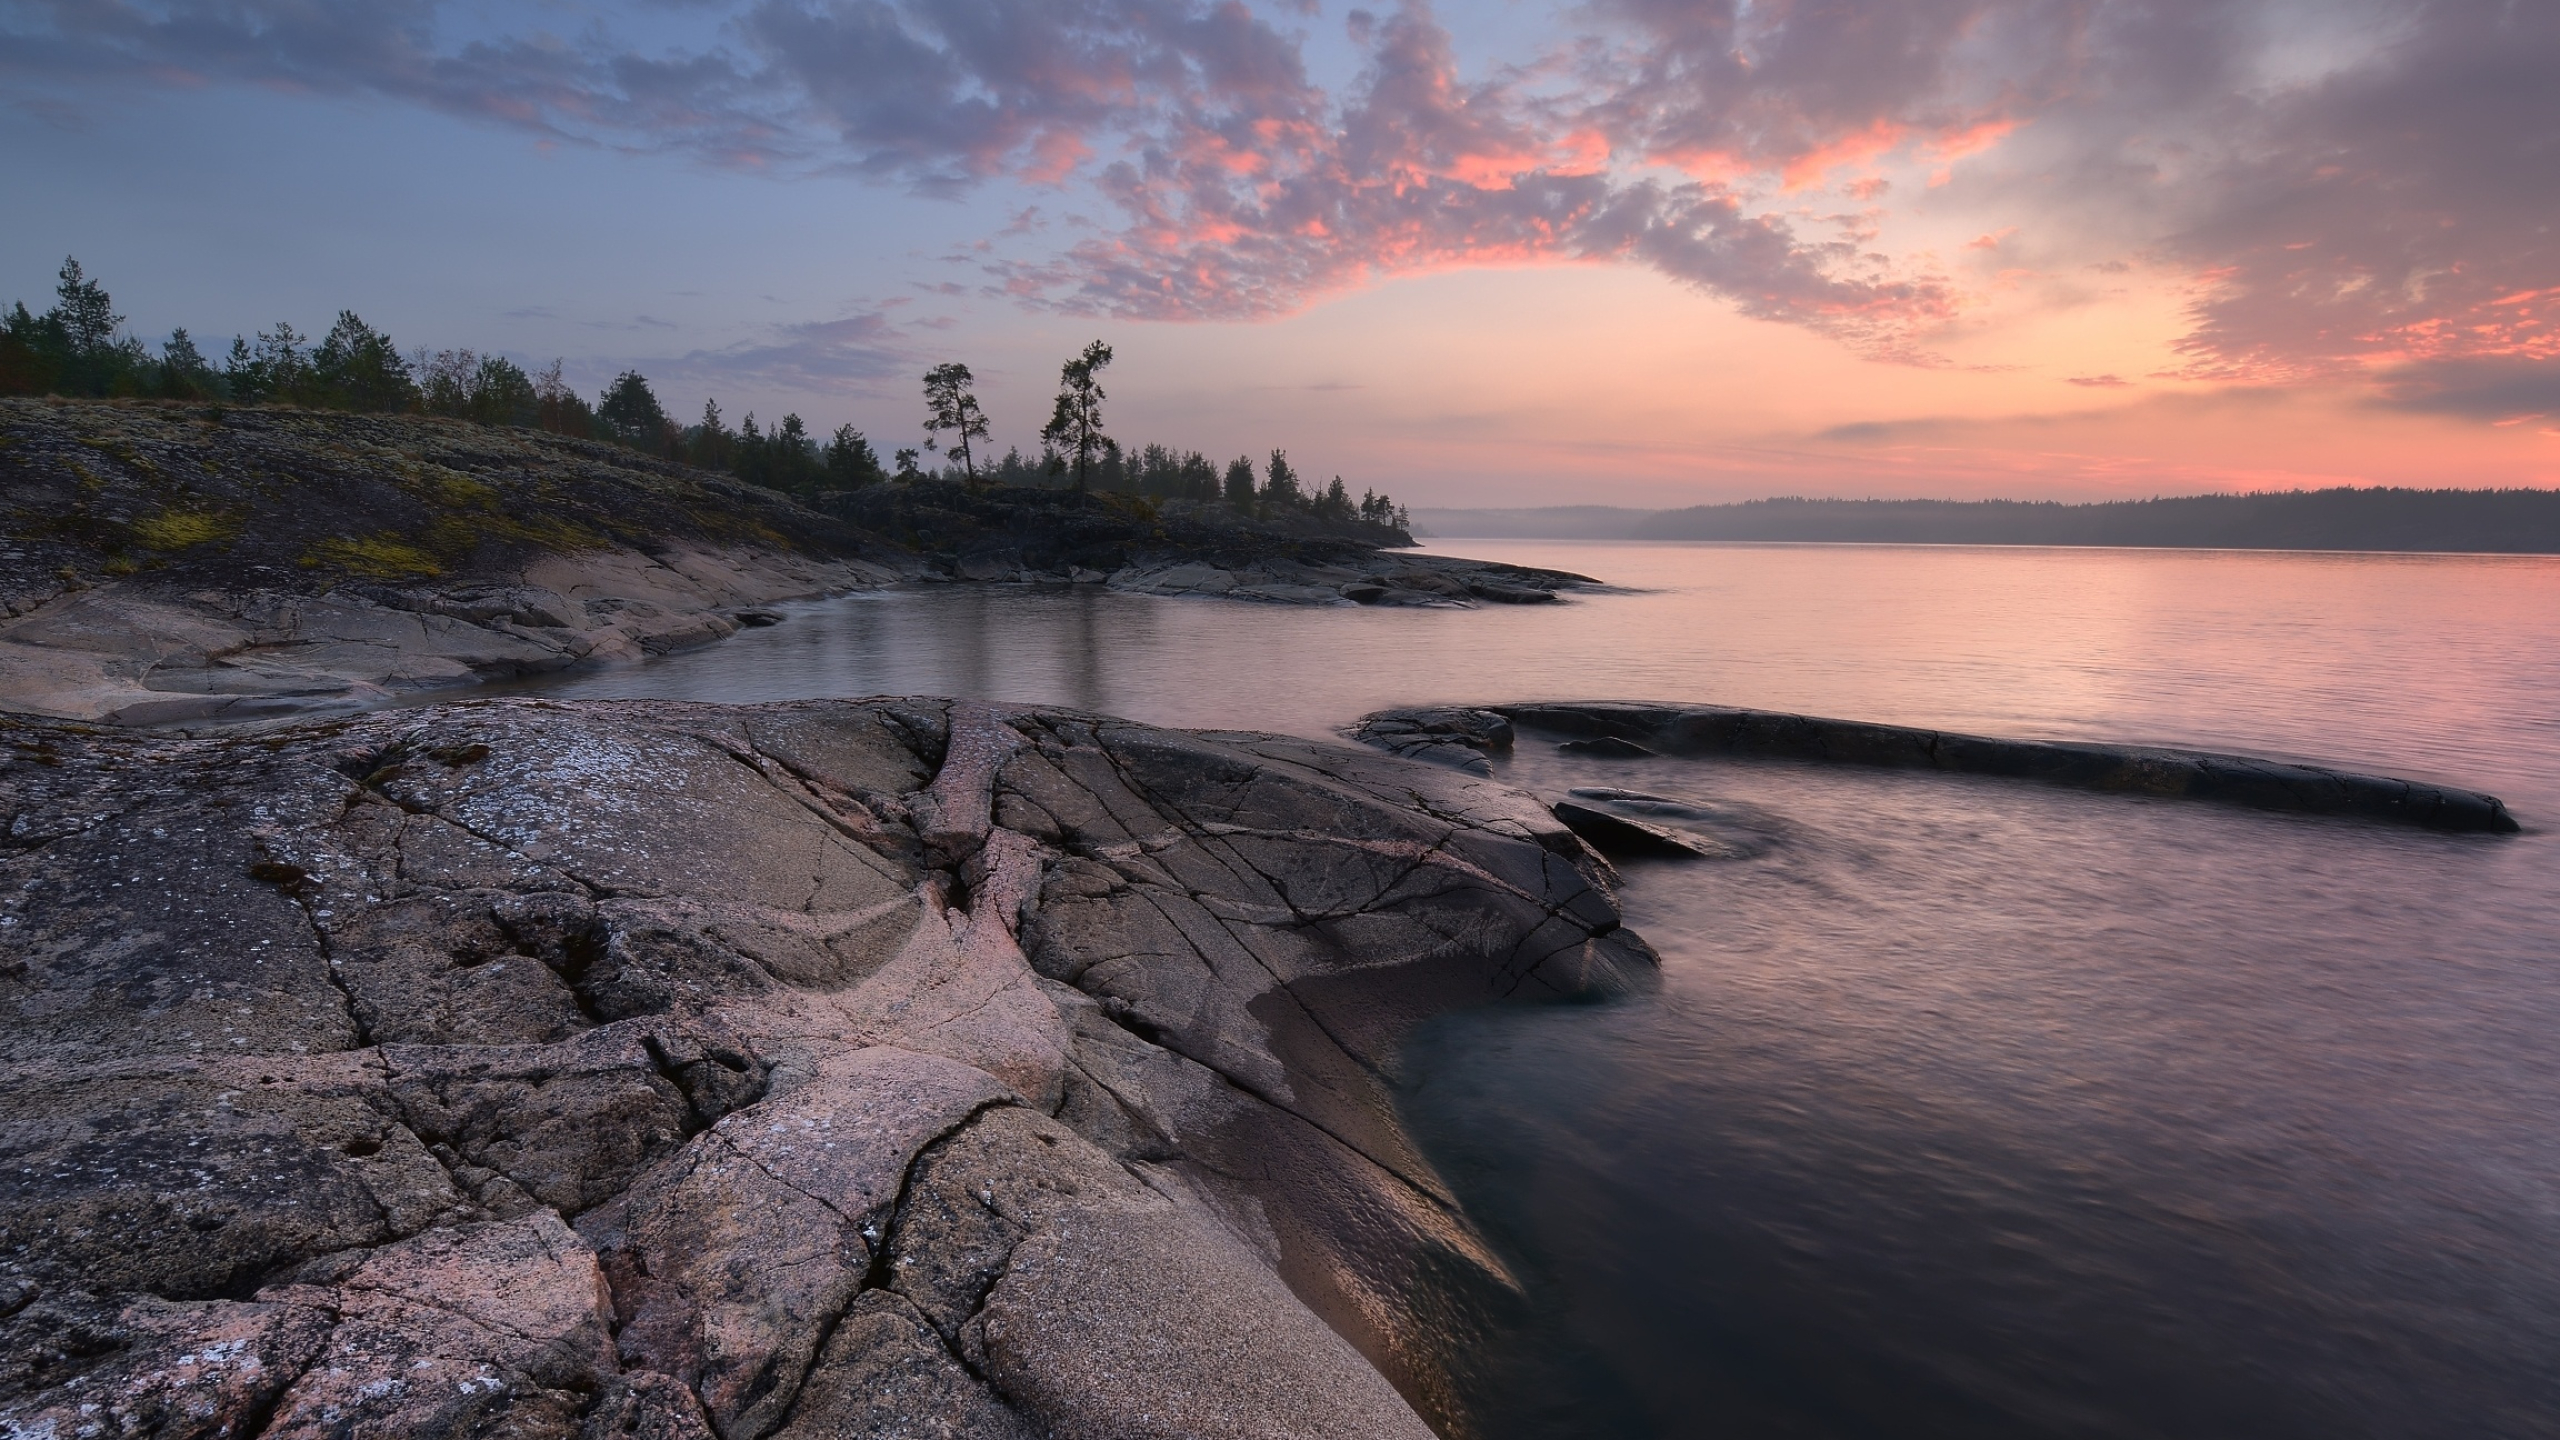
[1343,708,1518,775]
[0,698,1651,1439]
[1106,552,1579,607]
[832,481,1587,607]
[1352,701,2521,833]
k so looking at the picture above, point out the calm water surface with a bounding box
[494,542,2560,1438]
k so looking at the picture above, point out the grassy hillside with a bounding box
[0,397,872,602]
[2,399,1427,619]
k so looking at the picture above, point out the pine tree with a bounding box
[227,323,308,404]
[690,398,734,470]
[1263,449,1301,508]
[1039,341,1114,492]
[471,357,537,427]
[49,257,119,357]
[597,370,671,453]
[0,302,51,395]
[311,311,415,412]
[736,412,770,489]
[994,446,1038,486]
[921,362,990,479]
[158,329,216,399]
[825,424,885,487]
[774,413,821,492]
[39,257,126,395]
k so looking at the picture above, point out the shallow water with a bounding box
[488,541,2560,1438]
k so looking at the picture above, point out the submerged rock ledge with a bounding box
[0,698,1650,1439]
[1350,701,2520,833]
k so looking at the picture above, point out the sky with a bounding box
[2,0,2556,507]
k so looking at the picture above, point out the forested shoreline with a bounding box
[2,257,1407,527]
[1418,490,2560,553]
[1639,492,2560,552]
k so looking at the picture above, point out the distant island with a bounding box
[1416,490,2560,554]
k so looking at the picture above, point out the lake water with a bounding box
[490,541,2560,1439]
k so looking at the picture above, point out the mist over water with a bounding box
[484,541,2560,1438]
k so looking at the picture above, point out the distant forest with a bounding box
[1416,490,2560,554]
[1,257,1406,526]
[1639,493,2560,552]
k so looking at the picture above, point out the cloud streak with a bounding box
[652,312,917,392]
[0,0,783,157]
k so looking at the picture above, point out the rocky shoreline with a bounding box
[0,545,898,727]
[4,689,2521,1438]
[1348,702,2523,833]
[0,697,1649,1439]
[1,399,1587,727]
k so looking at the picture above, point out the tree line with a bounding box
[915,341,1407,526]
[1,256,1408,526]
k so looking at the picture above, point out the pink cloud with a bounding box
[978,3,1956,355]
[11,0,2555,394]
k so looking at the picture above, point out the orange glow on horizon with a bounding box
[1055,264,2560,509]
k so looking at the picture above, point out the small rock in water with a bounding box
[1342,705,1516,774]
[1569,786,1676,805]
[1551,800,1731,860]
[1557,735,1655,758]
[1568,786,1728,822]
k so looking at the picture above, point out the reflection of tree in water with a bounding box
[1061,586,1111,717]
[921,586,998,700]
[843,586,1157,718]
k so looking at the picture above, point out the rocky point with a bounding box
[0,697,1652,1439]
[0,399,1586,728]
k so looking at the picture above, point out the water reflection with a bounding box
[1403,745,2560,1439]
[493,582,1154,720]
[477,543,2560,1439]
